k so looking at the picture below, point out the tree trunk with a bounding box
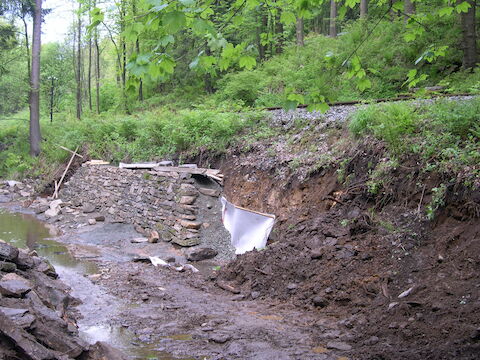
[460,0,477,69]
[360,0,368,18]
[76,2,82,120]
[296,17,304,46]
[275,10,284,53]
[313,15,321,33]
[119,0,127,111]
[256,13,264,60]
[88,4,92,111]
[269,12,274,57]
[329,0,337,38]
[204,43,213,94]
[257,10,267,60]
[132,0,143,101]
[21,17,31,80]
[29,0,42,157]
[136,39,143,101]
[95,28,100,114]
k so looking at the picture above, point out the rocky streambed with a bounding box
[0,221,126,360]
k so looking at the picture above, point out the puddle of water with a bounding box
[0,209,200,360]
[0,209,97,274]
[82,326,197,360]
[166,334,193,341]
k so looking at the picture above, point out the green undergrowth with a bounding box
[214,18,478,108]
[0,108,266,179]
[349,97,480,185]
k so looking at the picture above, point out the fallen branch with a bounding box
[417,184,426,216]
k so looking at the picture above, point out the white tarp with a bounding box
[220,197,275,254]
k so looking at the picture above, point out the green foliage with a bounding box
[426,183,447,220]
[349,103,417,152]
[216,70,263,106]
[349,98,480,181]
[0,107,266,178]
[216,20,427,107]
[366,158,399,195]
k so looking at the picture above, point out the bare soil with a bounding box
[217,138,480,360]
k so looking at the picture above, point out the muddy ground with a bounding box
[52,220,352,360]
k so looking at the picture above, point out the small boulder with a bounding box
[209,333,232,344]
[0,241,19,262]
[88,219,97,226]
[312,296,328,308]
[172,237,200,247]
[34,205,49,214]
[82,204,96,213]
[94,215,105,222]
[130,237,148,244]
[186,248,218,261]
[199,188,220,197]
[0,195,13,203]
[15,250,35,270]
[45,200,63,218]
[148,230,160,243]
[180,220,202,230]
[179,196,196,205]
[0,262,17,273]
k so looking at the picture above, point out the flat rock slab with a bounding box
[199,188,220,197]
[179,196,197,205]
[172,237,201,247]
[82,204,96,213]
[131,237,149,243]
[180,220,202,230]
[0,274,32,297]
[326,341,352,351]
[0,195,13,203]
[0,312,58,360]
[0,307,34,329]
[0,307,28,318]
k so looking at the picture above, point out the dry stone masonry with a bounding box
[59,164,224,248]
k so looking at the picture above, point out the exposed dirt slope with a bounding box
[217,127,480,359]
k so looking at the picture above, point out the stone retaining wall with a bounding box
[61,165,222,247]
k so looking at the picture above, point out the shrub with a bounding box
[349,102,417,152]
[216,71,264,107]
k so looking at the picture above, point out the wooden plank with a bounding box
[152,166,221,176]
[119,162,159,169]
[53,146,79,199]
[57,145,84,158]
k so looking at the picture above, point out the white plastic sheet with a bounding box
[220,197,275,254]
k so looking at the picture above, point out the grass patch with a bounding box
[349,98,480,184]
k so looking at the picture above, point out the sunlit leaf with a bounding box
[280,11,296,25]
[239,56,256,70]
[163,11,186,33]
